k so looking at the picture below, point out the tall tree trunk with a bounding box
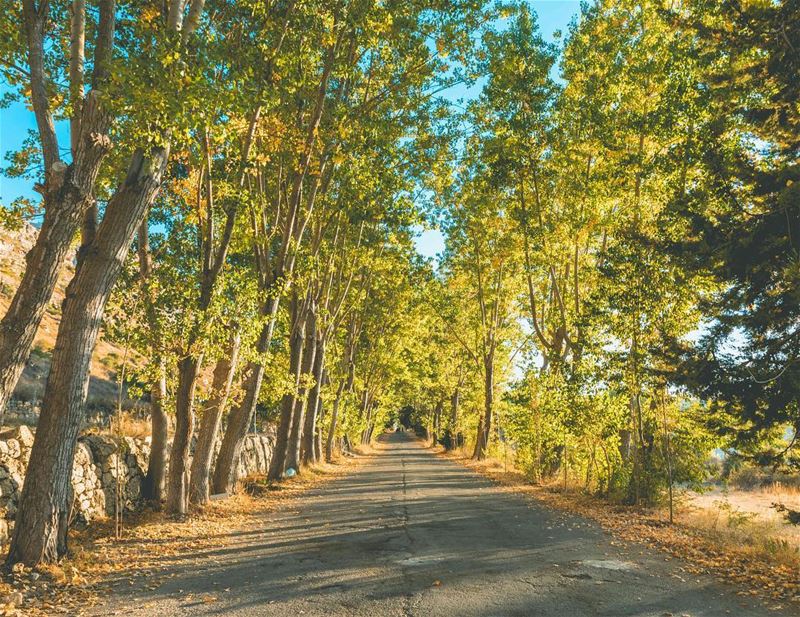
[267,304,306,481]
[313,391,324,462]
[210,48,331,489]
[325,380,346,462]
[286,312,317,473]
[137,220,168,503]
[7,144,168,567]
[472,417,485,460]
[473,357,494,461]
[301,337,325,465]
[162,108,253,514]
[284,397,304,472]
[431,400,443,445]
[325,315,356,462]
[165,355,202,515]
[142,358,168,502]
[362,410,375,446]
[212,298,279,494]
[165,217,238,514]
[212,367,260,492]
[208,22,330,493]
[360,392,373,445]
[189,330,241,505]
[446,387,460,450]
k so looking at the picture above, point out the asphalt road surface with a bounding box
[94,431,792,616]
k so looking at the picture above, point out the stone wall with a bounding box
[0,425,275,544]
[2,400,131,430]
[2,402,39,427]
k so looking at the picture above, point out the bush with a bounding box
[729,465,800,492]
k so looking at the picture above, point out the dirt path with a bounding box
[91,432,794,616]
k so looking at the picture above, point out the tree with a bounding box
[440,176,520,460]
[665,0,800,463]
[8,0,210,566]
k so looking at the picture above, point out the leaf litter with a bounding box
[0,455,367,616]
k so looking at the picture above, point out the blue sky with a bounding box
[0,1,581,250]
[414,0,581,261]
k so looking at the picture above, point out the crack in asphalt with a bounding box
[400,449,416,617]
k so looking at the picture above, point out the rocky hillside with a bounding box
[0,223,129,416]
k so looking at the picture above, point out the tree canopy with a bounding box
[0,0,797,567]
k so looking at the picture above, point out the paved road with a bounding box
[95,432,791,616]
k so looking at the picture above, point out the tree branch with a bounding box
[21,0,60,173]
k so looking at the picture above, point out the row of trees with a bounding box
[0,0,487,566]
[1,0,796,570]
[407,0,798,506]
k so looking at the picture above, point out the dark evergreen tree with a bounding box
[665,0,800,462]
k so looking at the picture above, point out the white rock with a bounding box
[15,425,34,449]
[4,592,23,608]
[6,440,20,459]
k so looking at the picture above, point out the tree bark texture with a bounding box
[7,145,168,566]
[286,311,317,473]
[325,380,346,462]
[137,220,168,503]
[473,358,494,461]
[212,297,279,494]
[165,355,202,515]
[267,308,306,481]
[301,338,325,465]
[189,331,241,505]
[142,360,168,502]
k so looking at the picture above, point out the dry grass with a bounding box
[729,466,800,493]
[352,442,379,456]
[683,487,800,569]
[104,411,152,440]
[763,482,800,497]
